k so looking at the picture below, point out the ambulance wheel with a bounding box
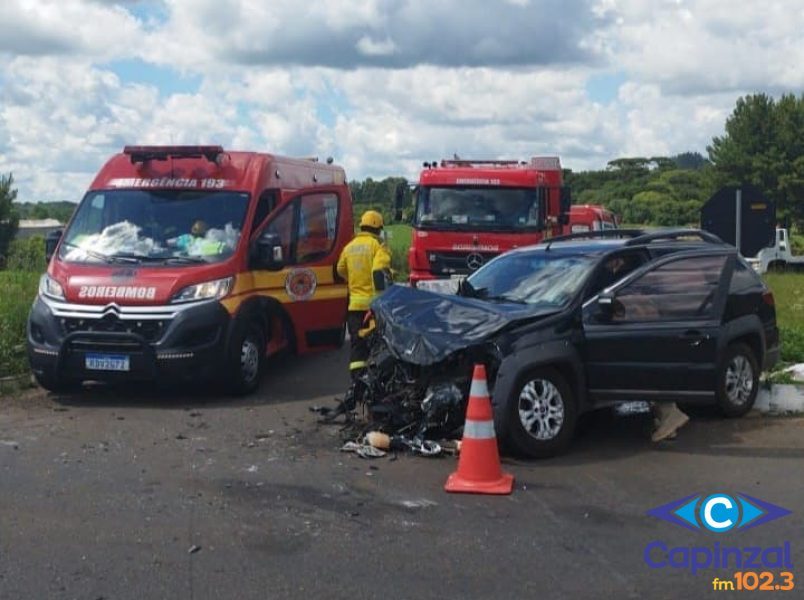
[336,322,347,348]
[34,372,82,394]
[227,320,265,396]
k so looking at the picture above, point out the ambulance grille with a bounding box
[61,317,166,344]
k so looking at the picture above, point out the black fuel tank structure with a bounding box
[700,184,775,257]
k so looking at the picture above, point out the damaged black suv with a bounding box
[368,229,779,458]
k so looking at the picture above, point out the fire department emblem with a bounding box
[285,268,317,301]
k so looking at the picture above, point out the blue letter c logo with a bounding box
[701,494,738,532]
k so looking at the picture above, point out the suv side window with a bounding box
[585,251,648,300]
[612,255,727,322]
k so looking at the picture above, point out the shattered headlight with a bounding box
[171,276,233,304]
[39,274,65,300]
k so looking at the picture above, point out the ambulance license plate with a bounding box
[85,354,130,372]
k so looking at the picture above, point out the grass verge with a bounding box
[763,272,804,365]
[0,271,39,378]
[385,223,412,281]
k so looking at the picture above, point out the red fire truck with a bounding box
[406,157,572,292]
[28,145,352,394]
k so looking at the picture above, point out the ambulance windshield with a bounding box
[60,190,250,265]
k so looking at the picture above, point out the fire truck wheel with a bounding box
[34,372,82,394]
[227,320,265,396]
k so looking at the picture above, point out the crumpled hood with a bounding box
[371,285,557,366]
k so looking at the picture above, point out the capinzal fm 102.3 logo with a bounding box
[648,493,791,533]
[644,493,794,576]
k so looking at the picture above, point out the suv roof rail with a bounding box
[544,229,645,250]
[624,229,724,246]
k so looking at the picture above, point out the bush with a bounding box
[385,224,411,281]
[779,325,804,364]
[6,236,46,272]
[0,271,40,378]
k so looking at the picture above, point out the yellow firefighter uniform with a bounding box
[336,231,392,311]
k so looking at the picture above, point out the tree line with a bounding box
[350,93,804,229]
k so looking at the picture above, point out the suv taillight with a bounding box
[762,291,775,306]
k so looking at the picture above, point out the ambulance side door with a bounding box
[256,189,348,351]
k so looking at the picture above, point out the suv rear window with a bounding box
[729,258,763,293]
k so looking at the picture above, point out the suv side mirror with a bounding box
[255,232,285,271]
[45,229,63,263]
[596,291,617,320]
[598,291,614,309]
[597,291,625,320]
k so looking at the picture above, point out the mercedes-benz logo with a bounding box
[466,253,484,270]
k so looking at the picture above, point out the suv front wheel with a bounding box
[497,367,577,458]
[716,343,759,417]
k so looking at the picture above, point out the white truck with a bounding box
[746,228,804,273]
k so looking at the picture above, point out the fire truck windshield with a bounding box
[414,186,541,231]
[59,189,250,265]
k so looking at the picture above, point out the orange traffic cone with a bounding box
[445,364,514,495]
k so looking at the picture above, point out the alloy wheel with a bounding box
[518,378,565,440]
[725,355,754,406]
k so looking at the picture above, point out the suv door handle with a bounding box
[679,330,709,346]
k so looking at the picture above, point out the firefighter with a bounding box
[336,210,392,393]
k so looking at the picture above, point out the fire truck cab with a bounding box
[567,204,618,233]
[407,157,571,292]
[28,145,352,395]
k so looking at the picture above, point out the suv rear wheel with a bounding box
[497,367,577,458]
[716,343,759,417]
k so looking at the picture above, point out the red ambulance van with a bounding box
[28,145,352,394]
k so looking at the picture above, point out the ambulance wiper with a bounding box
[62,242,138,264]
[162,256,208,264]
[106,252,161,264]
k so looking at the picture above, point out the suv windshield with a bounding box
[60,190,250,265]
[465,251,596,307]
[415,186,541,231]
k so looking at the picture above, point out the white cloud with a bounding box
[0,0,801,205]
[599,0,804,94]
[356,36,397,57]
[0,0,143,59]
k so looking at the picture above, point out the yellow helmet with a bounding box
[360,210,384,229]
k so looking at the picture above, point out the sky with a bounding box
[0,0,802,203]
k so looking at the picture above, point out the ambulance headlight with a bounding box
[171,277,233,304]
[39,274,65,300]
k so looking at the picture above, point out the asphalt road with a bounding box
[1,346,803,600]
